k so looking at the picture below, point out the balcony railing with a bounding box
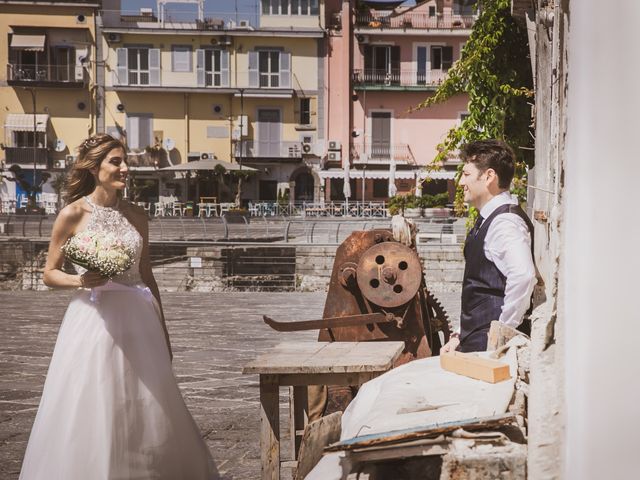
[356,12,476,30]
[351,143,416,165]
[7,64,86,86]
[4,147,49,166]
[352,68,448,89]
[235,141,303,159]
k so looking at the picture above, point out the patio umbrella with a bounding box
[415,171,423,196]
[343,161,351,199]
[388,160,397,197]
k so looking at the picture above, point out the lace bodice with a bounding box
[75,196,143,285]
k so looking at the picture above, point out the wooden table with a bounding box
[243,341,405,480]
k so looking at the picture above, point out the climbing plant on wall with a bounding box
[413,0,534,216]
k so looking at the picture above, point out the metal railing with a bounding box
[355,12,476,30]
[235,140,303,159]
[350,143,416,164]
[0,214,464,244]
[7,63,86,84]
[3,147,49,166]
[352,68,449,88]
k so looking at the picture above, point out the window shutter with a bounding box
[140,116,152,148]
[364,46,373,70]
[279,52,291,88]
[149,48,160,85]
[248,51,258,88]
[442,46,453,70]
[196,49,205,87]
[220,50,229,87]
[116,47,128,86]
[390,46,400,71]
[126,116,139,149]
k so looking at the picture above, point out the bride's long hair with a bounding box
[64,134,127,205]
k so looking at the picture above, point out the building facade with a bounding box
[0,0,474,208]
[0,0,99,210]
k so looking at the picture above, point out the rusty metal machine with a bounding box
[265,228,451,366]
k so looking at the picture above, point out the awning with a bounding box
[10,34,46,51]
[159,158,256,172]
[5,113,49,132]
[319,168,457,180]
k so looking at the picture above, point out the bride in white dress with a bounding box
[19,134,219,479]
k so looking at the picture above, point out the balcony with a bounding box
[4,147,50,167]
[7,64,87,88]
[235,141,303,160]
[355,12,476,30]
[351,143,416,165]
[352,68,448,90]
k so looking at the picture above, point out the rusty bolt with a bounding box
[382,266,397,284]
[340,266,357,288]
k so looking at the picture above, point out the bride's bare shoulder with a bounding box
[57,199,88,224]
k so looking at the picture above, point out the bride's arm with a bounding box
[43,205,108,289]
[136,208,173,360]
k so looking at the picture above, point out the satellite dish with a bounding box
[54,139,66,152]
[163,138,175,150]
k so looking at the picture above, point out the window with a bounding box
[126,114,153,150]
[172,45,191,72]
[205,49,222,86]
[128,48,149,85]
[363,45,400,85]
[330,178,357,200]
[249,50,290,88]
[431,46,453,71]
[14,131,45,148]
[428,6,436,17]
[196,49,228,87]
[373,179,387,198]
[261,0,318,15]
[299,98,311,125]
[259,50,280,87]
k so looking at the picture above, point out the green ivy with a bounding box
[412,0,534,219]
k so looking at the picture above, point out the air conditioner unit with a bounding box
[238,20,250,28]
[66,154,75,164]
[187,152,201,162]
[328,151,342,161]
[54,159,65,169]
[76,14,87,24]
[218,35,232,46]
[288,145,301,158]
[328,140,342,151]
[356,34,370,44]
[301,142,313,155]
[201,152,214,160]
[107,32,122,44]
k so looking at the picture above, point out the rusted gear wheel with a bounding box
[425,290,452,354]
[356,242,423,308]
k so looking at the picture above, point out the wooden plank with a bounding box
[260,375,280,480]
[244,342,404,375]
[325,413,516,452]
[289,386,308,460]
[294,412,342,480]
[440,351,511,383]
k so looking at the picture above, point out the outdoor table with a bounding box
[243,341,404,480]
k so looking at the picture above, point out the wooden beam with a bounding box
[440,351,511,383]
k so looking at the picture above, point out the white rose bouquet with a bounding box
[61,230,135,278]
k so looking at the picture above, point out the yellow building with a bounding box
[101,0,325,205]
[0,0,98,211]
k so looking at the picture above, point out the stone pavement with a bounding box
[0,290,460,480]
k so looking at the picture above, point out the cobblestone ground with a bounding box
[0,290,460,480]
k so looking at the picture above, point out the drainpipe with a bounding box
[184,93,190,155]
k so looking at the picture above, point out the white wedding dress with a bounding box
[19,197,219,480]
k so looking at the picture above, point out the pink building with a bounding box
[321,0,476,202]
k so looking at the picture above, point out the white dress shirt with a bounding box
[474,191,537,329]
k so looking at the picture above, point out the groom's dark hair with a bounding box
[460,140,515,189]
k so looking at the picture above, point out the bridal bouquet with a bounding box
[61,231,135,278]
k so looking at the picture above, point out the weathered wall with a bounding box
[526,1,569,478]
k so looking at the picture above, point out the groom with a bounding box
[442,140,537,353]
